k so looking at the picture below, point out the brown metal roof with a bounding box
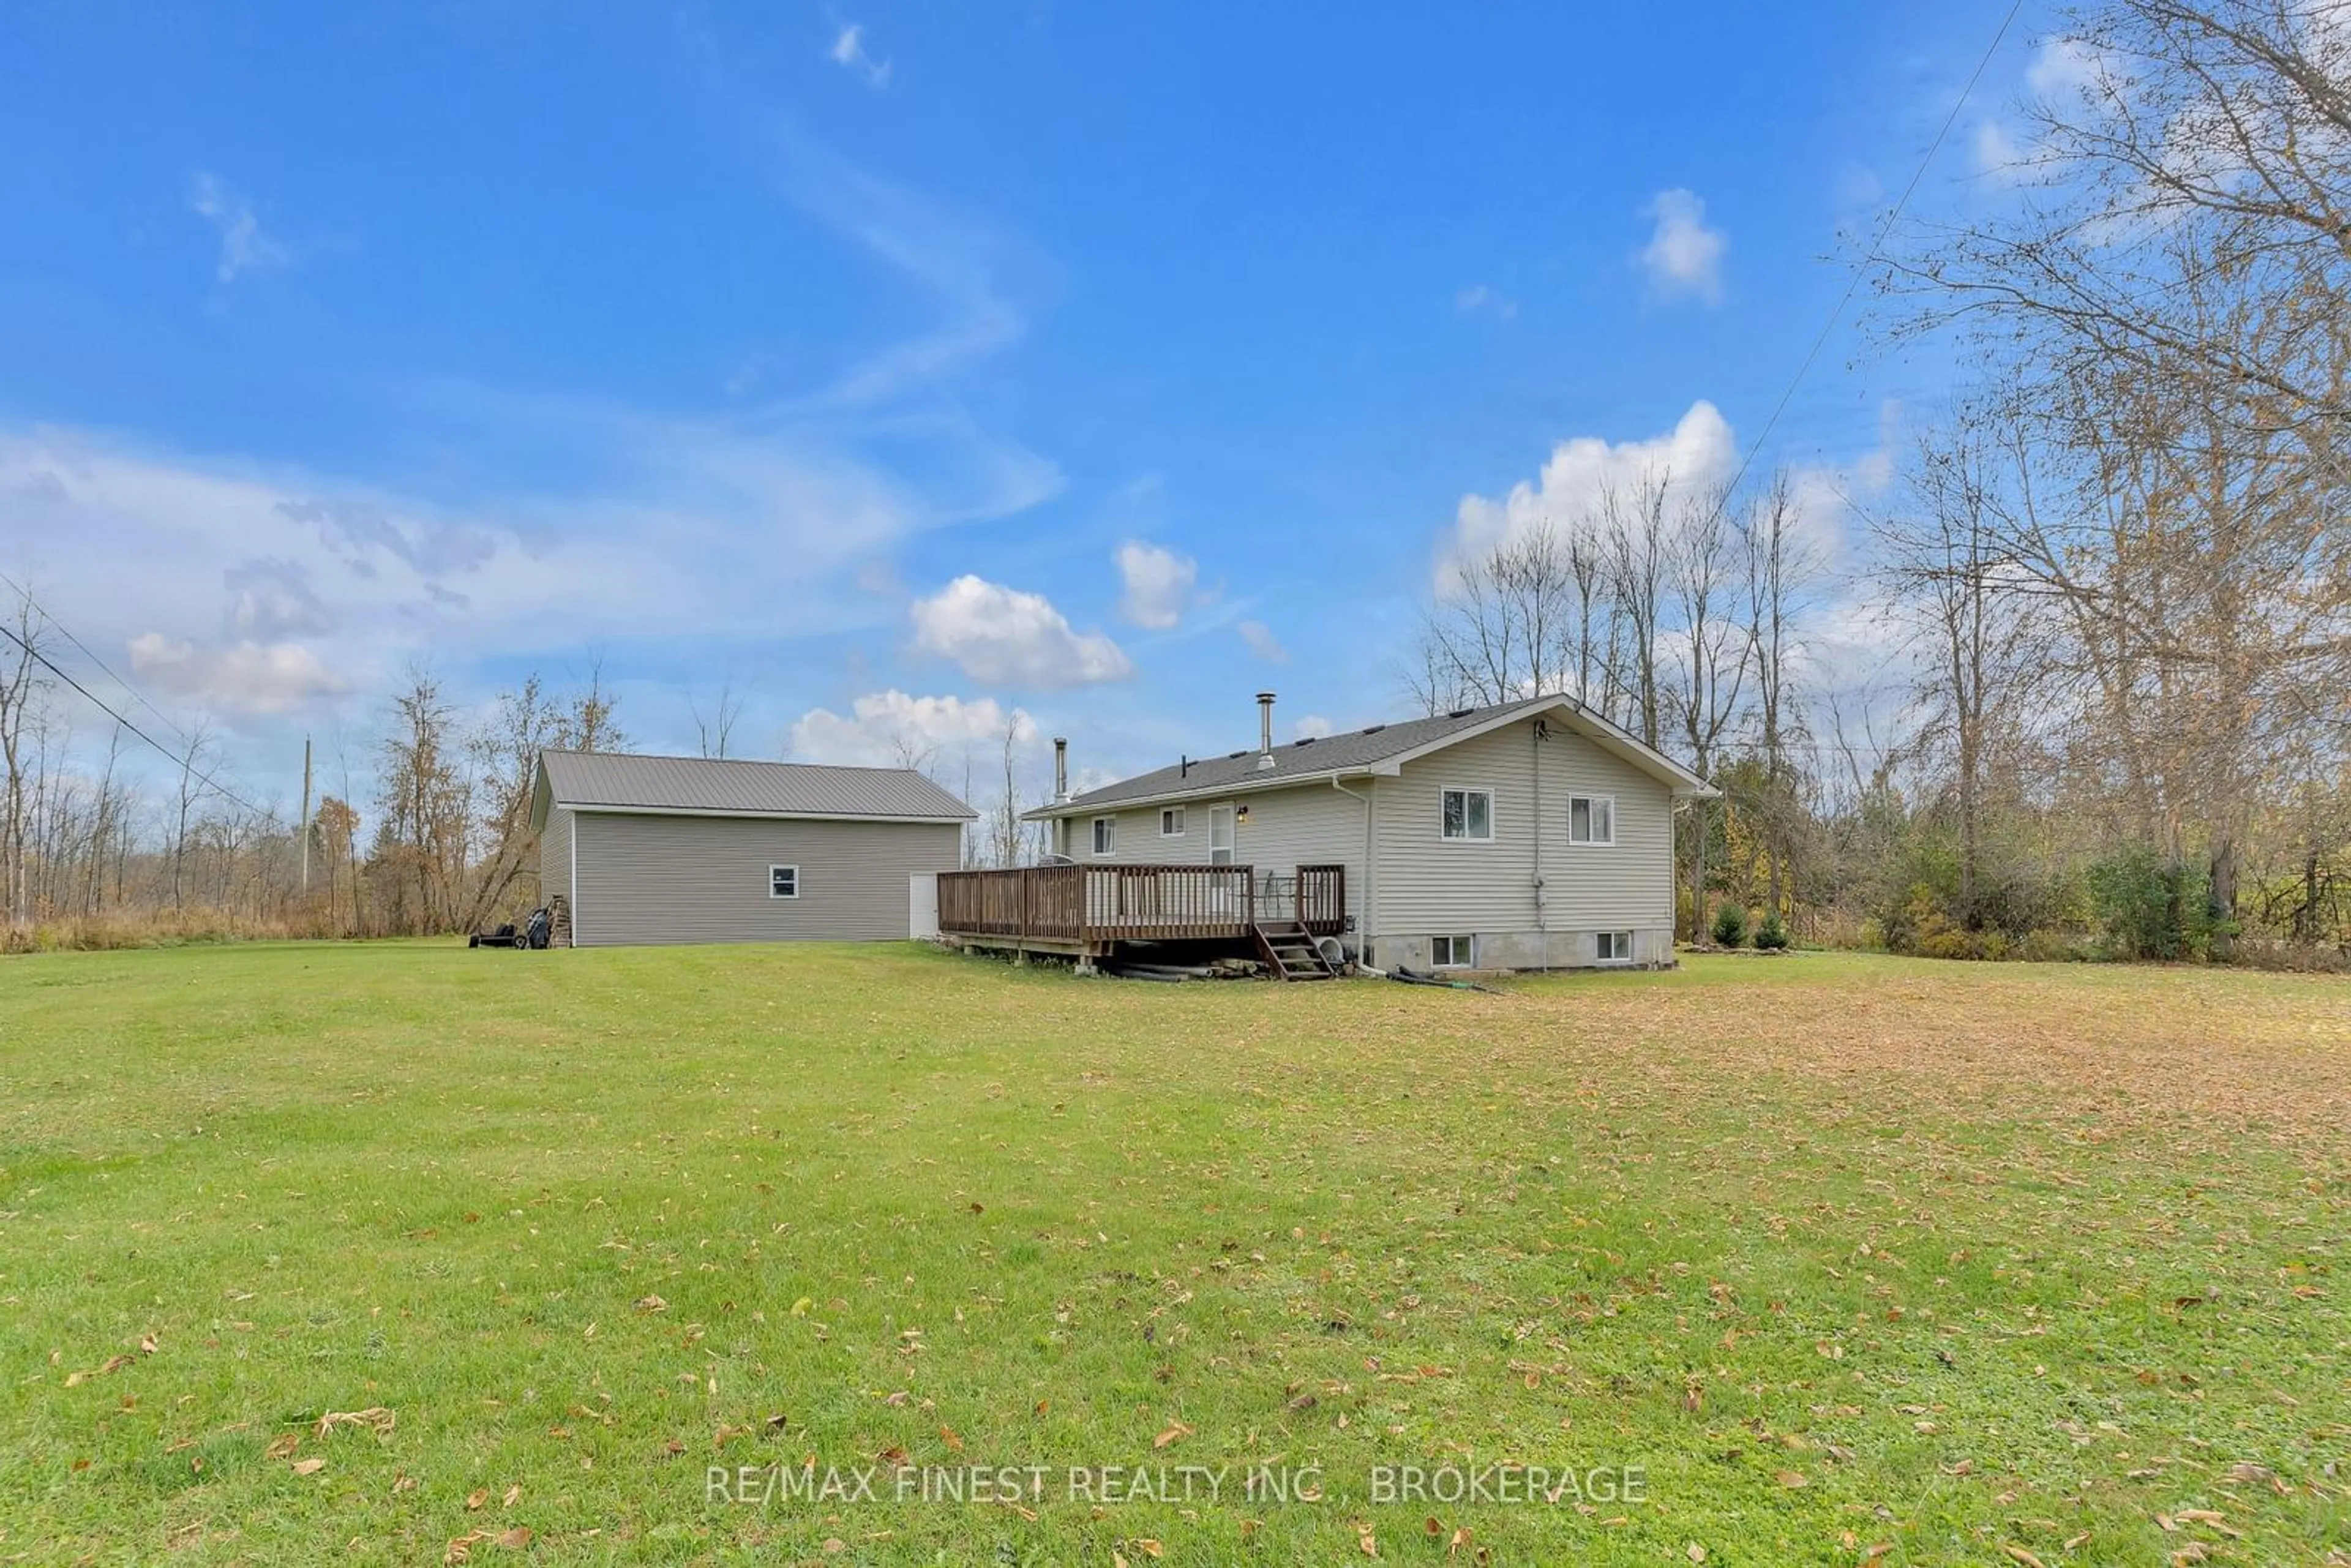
[534,749,977,824]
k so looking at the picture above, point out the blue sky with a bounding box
[0,1,2034,808]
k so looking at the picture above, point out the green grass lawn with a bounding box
[1,943,2345,1565]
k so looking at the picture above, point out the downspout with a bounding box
[1532,720,1548,972]
[568,812,579,948]
[1330,775,1376,972]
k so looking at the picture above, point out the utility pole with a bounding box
[299,735,313,895]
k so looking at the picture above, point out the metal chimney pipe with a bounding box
[1052,737,1069,802]
[1256,692,1277,768]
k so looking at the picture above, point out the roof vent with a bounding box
[1295,735,1317,746]
[1227,749,1247,760]
[1360,723,1386,735]
[1447,706,1476,718]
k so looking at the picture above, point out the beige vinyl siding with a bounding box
[538,806,575,907]
[570,812,963,946]
[1371,716,1674,937]
[1078,782,1367,923]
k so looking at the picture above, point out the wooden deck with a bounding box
[937,862,1346,959]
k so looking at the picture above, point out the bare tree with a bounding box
[1664,481,1753,935]
[1602,473,1671,748]
[0,587,51,926]
[688,675,744,760]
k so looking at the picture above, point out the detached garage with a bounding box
[530,750,976,947]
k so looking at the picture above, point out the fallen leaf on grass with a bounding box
[939,1425,964,1454]
[64,1355,132,1386]
[264,1433,300,1460]
[291,1457,326,1477]
[1775,1470,1807,1488]
[1687,1545,1708,1564]
[1356,1519,1378,1556]
[444,1528,532,1563]
[634,1295,668,1315]
[2000,1548,2045,1568]
[1153,1420,1193,1449]
[467,1488,489,1510]
[502,1483,520,1507]
[317,1406,395,1439]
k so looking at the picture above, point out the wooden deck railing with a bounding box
[939,861,1347,949]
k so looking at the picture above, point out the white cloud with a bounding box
[830,22,892,88]
[910,575,1132,688]
[1236,619,1288,663]
[1972,119,2026,178]
[127,632,347,715]
[1293,713,1333,740]
[790,689,1030,768]
[1638,189,1726,304]
[188,171,290,285]
[2026,36,2111,100]
[1114,540,1197,629]
[1454,283,1517,320]
[1439,400,1738,588]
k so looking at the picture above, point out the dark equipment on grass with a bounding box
[468,907,553,950]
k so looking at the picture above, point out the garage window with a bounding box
[769,865,800,899]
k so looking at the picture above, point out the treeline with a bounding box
[1415,0,2351,965]
[0,610,624,948]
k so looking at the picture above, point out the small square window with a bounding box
[769,865,800,899]
[1569,795,1615,846]
[1160,806,1185,837]
[1430,934,1475,968]
[1440,788,1493,841]
[1597,931,1632,962]
[1092,817,1117,856]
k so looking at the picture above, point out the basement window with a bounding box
[1092,817,1117,856]
[768,865,800,900]
[1597,931,1632,963]
[1440,787,1493,842]
[1430,934,1475,969]
[1569,795,1616,846]
[1160,806,1185,837]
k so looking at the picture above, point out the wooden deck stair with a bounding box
[1251,920,1340,981]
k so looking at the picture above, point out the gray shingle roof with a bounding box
[538,750,976,822]
[1048,696,1560,814]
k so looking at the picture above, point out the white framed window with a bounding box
[1091,817,1117,857]
[768,864,800,899]
[1160,806,1185,837]
[1430,934,1475,969]
[1597,931,1632,962]
[1568,795,1615,846]
[1439,787,1493,842]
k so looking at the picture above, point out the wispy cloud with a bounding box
[188,171,290,285]
[830,22,891,88]
[757,140,1041,419]
[1453,282,1517,320]
[1115,541,1197,629]
[1638,188,1725,304]
[1237,619,1288,663]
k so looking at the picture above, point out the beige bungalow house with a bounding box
[1013,693,1714,973]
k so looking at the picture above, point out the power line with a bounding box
[1713,0,2027,507]
[0,566,196,748]
[0,621,276,820]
